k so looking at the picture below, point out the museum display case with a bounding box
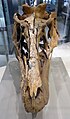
[0,1,70,118]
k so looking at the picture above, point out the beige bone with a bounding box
[13,3,59,113]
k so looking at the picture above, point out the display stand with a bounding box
[32,113,37,119]
[1,58,70,119]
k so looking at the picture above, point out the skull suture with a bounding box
[13,3,59,113]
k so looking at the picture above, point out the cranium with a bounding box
[13,3,59,113]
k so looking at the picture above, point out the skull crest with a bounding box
[13,3,59,113]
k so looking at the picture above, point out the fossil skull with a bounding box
[13,3,59,113]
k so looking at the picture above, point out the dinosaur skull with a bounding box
[13,3,59,113]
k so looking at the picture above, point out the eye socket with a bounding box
[39,35,47,49]
[21,35,29,58]
[38,34,49,59]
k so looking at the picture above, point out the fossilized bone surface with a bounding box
[13,3,59,113]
